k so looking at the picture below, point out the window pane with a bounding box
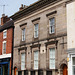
[49,18,55,34]
[35,24,38,30]
[52,25,55,33]
[3,31,7,38]
[73,57,75,65]
[50,18,55,26]
[34,51,38,69]
[21,53,25,70]
[73,66,75,75]
[34,24,38,38]
[22,28,25,41]
[49,48,55,69]
[3,42,6,54]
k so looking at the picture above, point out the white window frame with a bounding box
[22,28,25,41]
[34,51,39,70]
[49,17,55,34]
[49,48,55,69]
[34,24,38,38]
[3,30,7,39]
[2,41,6,54]
[21,53,25,70]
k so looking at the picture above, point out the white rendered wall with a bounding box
[67,1,75,49]
[67,1,75,75]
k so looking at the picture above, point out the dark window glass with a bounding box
[18,71,22,75]
[31,71,35,75]
[24,70,28,75]
[38,70,43,75]
[46,71,52,75]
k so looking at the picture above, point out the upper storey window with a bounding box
[32,17,40,39]
[20,22,27,42]
[3,30,7,39]
[46,11,57,34]
[34,24,38,38]
[22,28,25,41]
[3,41,6,54]
[49,17,55,34]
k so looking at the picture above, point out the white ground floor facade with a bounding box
[68,49,75,75]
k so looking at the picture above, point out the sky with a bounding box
[0,0,38,18]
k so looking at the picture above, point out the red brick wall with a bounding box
[0,28,13,75]
[6,28,13,54]
[0,28,13,54]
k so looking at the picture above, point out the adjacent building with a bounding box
[0,14,14,75]
[67,0,75,75]
[11,0,69,75]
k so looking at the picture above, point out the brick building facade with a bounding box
[11,0,69,75]
[0,14,14,75]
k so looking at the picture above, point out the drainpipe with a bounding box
[11,22,14,75]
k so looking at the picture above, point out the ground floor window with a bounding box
[38,70,43,75]
[31,71,35,75]
[72,57,75,75]
[34,51,39,69]
[0,63,9,75]
[0,58,10,75]
[21,53,25,70]
[24,70,28,75]
[18,71,22,75]
[49,48,55,69]
[46,71,52,75]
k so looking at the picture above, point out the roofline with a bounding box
[10,0,42,18]
[0,20,14,32]
[10,0,62,20]
[0,26,14,32]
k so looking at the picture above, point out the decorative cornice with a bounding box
[67,48,75,54]
[14,33,67,48]
[18,47,27,51]
[20,23,27,27]
[30,44,41,48]
[10,0,62,20]
[46,11,57,16]
[32,17,40,22]
[45,40,58,45]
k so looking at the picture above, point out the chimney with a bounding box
[24,5,28,9]
[1,14,10,25]
[19,4,24,11]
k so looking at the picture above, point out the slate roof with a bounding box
[0,20,14,32]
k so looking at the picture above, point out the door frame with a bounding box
[0,62,9,75]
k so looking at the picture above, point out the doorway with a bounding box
[3,64,8,75]
[14,67,17,75]
[0,63,9,75]
[62,64,68,75]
